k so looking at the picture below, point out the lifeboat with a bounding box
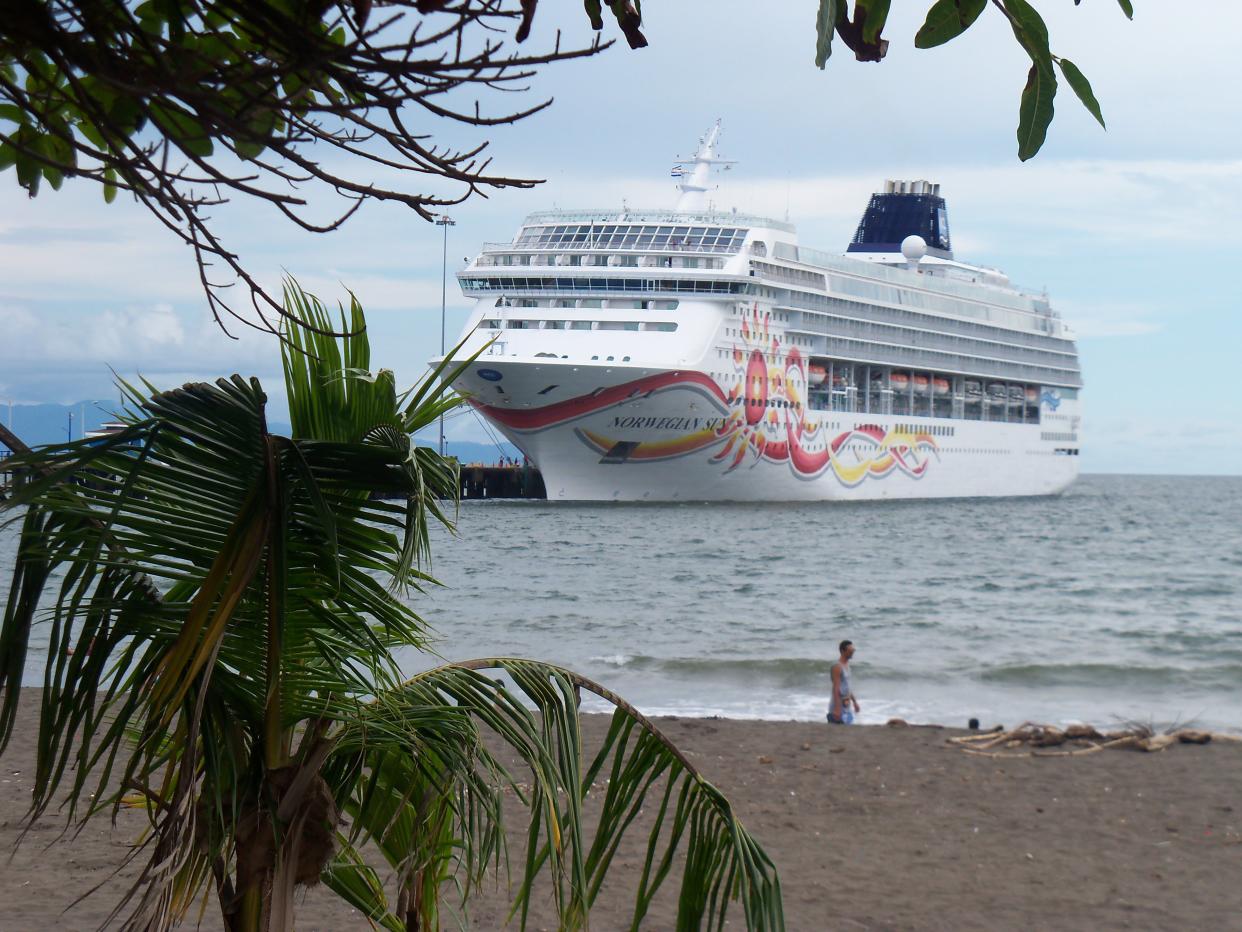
[912,374,930,395]
[933,377,950,396]
[890,371,910,391]
[965,380,982,397]
[985,382,1006,400]
[1008,385,1024,404]
[1025,386,1039,404]
[807,364,827,386]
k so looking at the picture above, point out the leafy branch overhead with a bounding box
[2,1,1129,342]
[817,0,1131,160]
[0,1,644,337]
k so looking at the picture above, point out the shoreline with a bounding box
[3,690,1240,929]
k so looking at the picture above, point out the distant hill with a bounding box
[1,400,119,449]
[2,402,520,466]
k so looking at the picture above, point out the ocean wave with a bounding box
[585,654,921,682]
[976,662,1242,689]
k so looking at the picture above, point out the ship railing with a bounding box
[772,242,1051,317]
[522,207,796,233]
[477,242,743,256]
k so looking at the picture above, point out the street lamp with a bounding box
[436,214,456,458]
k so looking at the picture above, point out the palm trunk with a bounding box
[228,436,294,932]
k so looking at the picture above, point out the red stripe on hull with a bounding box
[472,370,728,432]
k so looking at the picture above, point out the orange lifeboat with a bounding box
[912,374,930,395]
[890,371,910,391]
[933,377,950,395]
[807,364,827,386]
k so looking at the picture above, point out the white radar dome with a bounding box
[900,234,928,262]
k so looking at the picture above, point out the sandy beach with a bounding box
[2,689,1239,931]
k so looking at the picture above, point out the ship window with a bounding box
[482,319,501,329]
[623,356,631,362]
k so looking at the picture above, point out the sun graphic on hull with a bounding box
[709,303,940,484]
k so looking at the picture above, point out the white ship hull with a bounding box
[444,124,1084,502]
[456,360,1080,502]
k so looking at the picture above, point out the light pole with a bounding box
[436,214,456,458]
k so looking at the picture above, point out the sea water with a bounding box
[401,474,1242,731]
[4,475,1240,731]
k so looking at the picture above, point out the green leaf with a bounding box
[915,0,987,49]
[149,101,213,158]
[607,0,648,49]
[103,166,118,204]
[856,0,891,45]
[15,151,40,196]
[814,0,839,68]
[0,103,24,124]
[75,116,109,151]
[0,140,15,172]
[1116,0,1134,20]
[1057,58,1105,129]
[1017,62,1057,161]
[583,0,604,30]
[1004,0,1052,69]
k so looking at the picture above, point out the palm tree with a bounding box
[0,281,783,931]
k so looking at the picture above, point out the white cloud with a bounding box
[1055,299,1164,339]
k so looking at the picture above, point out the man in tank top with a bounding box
[827,640,859,724]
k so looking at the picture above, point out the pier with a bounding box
[460,463,546,500]
[0,424,28,502]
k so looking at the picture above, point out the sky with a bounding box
[2,2,1240,475]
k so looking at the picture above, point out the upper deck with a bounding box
[463,209,1069,342]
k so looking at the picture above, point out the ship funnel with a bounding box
[847,179,953,259]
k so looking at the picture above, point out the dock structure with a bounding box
[460,463,546,500]
[0,423,29,502]
[0,451,12,502]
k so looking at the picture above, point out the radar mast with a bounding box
[672,120,735,211]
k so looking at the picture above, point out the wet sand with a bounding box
[2,690,1239,930]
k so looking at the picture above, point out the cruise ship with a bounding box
[441,123,1082,501]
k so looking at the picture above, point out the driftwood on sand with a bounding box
[946,723,1240,760]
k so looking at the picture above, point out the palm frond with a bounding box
[328,659,784,931]
[1,277,786,932]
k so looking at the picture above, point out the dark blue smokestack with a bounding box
[847,180,953,259]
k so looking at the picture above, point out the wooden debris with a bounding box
[1176,730,1212,745]
[1065,724,1103,740]
[960,747,1031,760]
[1029,727,1066,748]
[1032,743,1104,758]
[948,735,1008,750]
[948,722,1236,759]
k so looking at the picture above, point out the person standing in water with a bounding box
[827,640,859,724]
